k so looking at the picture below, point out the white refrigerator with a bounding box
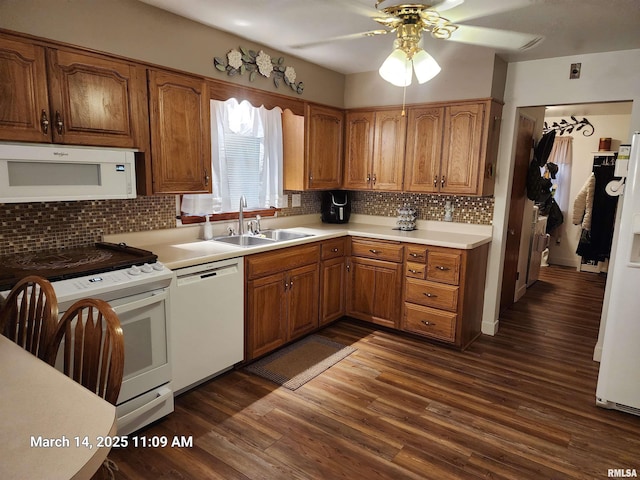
[596,131,640,415]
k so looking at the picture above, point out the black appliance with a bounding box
[321,191,350,224]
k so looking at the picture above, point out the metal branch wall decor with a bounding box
[543,116,594,136]
[214,47,304,94]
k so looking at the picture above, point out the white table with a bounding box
[0,336,117,480]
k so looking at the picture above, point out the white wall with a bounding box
[545,113,632,267]
[483,49,640,340]
[344,45,500,107]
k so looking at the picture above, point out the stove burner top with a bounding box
[0,242,158,291]
[5,249,115,271]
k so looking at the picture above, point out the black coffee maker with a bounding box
[321,191,350,224]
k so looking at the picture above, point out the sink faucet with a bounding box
[238,195,247,235]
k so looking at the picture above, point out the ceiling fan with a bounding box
[292,0,544,86]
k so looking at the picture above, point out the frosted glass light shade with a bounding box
[412,49,441,84]
[379,49,412,87]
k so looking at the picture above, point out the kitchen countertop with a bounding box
[105,214,492,270]
[0,335,116,480]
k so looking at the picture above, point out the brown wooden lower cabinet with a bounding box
[319,238,347,326]
[245,237,489,360]
[400,242,489,349]
[245,243,320,360]
[347,238,403,329]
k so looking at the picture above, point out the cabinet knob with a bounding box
[423,292,438,298]
[366,173,371,182]
[331,248,339,252]
[369,249,380,254]
[433,176,438,187]
[55,110,64,135]
[421,320,435,327]
[441,176,446,188]
[372,174,377,185]
[435,265,450,271]
[410,253,423,258]
[40,110,49,135]
[204,171,210,186]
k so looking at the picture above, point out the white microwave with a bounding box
[0,142,137,203]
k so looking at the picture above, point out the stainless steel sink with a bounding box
[260,229,313,241]
[213,235,275,247]
[212,229,314,247]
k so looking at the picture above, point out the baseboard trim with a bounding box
[482,318,499,336]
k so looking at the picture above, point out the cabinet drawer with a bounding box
[427,251,461,285]
[321,238,346,260]
[405,262,427,279]
[405,245,428,263]
[403,303,456,342]
[247,244,320,279]
[351,238,403,262]
[405,278,458,311]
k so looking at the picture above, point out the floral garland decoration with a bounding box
[214,47,304,94]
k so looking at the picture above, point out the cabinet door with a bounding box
[306,104,343,190]
[0,36,50,142]
[247,272,287,360]
[148,69,211,194]
[46,49,146,148]
[372,109,406,191]
[440,103,485,195]
[343,111,374,190]
[348,257,401,328]
[320,256,346,326]
[287,263,319,340]
[404,106,443,193]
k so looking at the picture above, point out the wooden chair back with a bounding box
[47,298,125,405]
[0,275,59,362]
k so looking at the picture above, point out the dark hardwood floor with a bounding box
[110,265,640,479]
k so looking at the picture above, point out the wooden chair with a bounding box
[0,275,59,362]
[47,298,125,406]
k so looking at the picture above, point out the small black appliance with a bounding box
[321,191,350,224]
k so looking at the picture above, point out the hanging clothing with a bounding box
[572,173,595,230]
[575,166,618,261]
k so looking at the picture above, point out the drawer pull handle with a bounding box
[421,320,435,327]
[423,292,438,298]
[331,248,339,252]
[409,269,422,274]
[435,266,450,271]
[369,249,380,254]
[409,253,424,258]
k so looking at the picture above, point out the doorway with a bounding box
[500,101,633,313]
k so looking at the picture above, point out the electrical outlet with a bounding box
[291,193,301,208]
[570,63,581,79]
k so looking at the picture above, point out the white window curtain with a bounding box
[548,136,573,214]
[181,98,284,216]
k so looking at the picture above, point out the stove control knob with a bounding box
[127,265,142,276]
[152,262,165,271]
[141,263,154,273]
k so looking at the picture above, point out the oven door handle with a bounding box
[110,289,168,315]
[117,386,172,432]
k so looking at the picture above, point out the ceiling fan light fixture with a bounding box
[412,48,441,84]
[379,48,413,87]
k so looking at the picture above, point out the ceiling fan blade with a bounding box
[290,29,390,49]
[445,0,538,23]
[431,0,465,12]
[446,25,543,51]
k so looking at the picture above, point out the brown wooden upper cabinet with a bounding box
[405,99,502,196]
[0,34,146,148]
[284,104,343,191]
[343,108,406,191]
[145,69,211,194]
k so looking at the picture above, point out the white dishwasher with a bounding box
[170,257,244,394]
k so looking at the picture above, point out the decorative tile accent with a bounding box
[0,191,492,256]
[349,191,494,224]
[0,196,175,256]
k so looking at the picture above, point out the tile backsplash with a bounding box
[0,191,493,255]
